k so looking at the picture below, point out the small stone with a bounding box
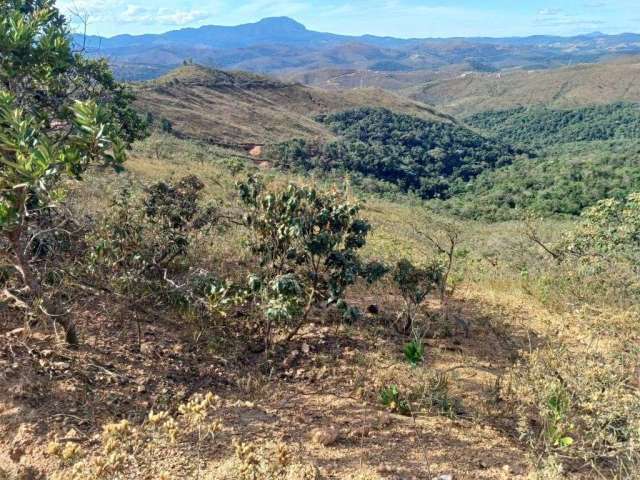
[432,475,453,480]
[282,350,299,369]
[309,427,339,446]
[136,385,146,394]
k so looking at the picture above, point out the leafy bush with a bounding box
[567,192,640,263]
[238,177,376,348]
[88,176,225,314]
[0,0,144,344]
[379,385,411,416]
[161,118,173,133]
[403,339,425,366]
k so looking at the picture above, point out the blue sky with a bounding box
[58,0,640,38]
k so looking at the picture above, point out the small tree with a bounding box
[411,213,469,335]
[238,176,372,349]
[392,259,442,334]
[161,118,173,134]
[0,0,143,344]
[568,193,640,262]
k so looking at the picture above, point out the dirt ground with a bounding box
[0,286,540,480]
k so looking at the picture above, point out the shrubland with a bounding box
[3,128,640,478]
[2,3,640,478]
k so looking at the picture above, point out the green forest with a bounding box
[466,102,640,149]
[438,103,640,219]
[268,107,521,200]
[438,140,640,220]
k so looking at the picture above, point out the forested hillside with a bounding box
[438,140,640,220]
[467,102,640,149]
[432,103,640,219]
[268,107,521,199]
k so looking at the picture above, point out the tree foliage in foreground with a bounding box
[0,0,145,343]
[268,107,521,200]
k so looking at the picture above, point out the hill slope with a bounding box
[434,102,640,219]
[134,64,454,145]
[405,57,640,116]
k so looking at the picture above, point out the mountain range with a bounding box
[76,17,640,81]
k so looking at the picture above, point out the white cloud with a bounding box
[119,4,211,26]
[537,8,565,16]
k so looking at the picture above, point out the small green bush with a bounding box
[379,385,410,416]
[403,339,425,366]
[392,259,443,333]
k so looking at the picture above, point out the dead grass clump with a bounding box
[506,343,640,477]
[46,392,319,480]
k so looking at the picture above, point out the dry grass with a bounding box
[404,55,640,117]
[133,65,453,146]
[1,135,638,479]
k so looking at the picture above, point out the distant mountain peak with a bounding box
[254,17,307,32]
[581,31,606,38]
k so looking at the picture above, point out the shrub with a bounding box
[411,372,463,418]
[238,176,376,348]
[161,118,173,133]
[379,385,410,416]
[87,176,226,315]
[392,259,443,333]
